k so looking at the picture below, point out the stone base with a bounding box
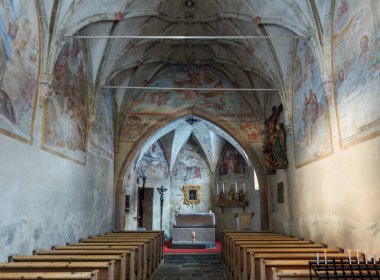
[171,242,207,249]
[172,227,215,244]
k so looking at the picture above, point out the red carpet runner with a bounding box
[164,240,221,254]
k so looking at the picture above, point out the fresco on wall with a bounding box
[333,0,380,148]
[128,65,253,116]
[42,38,89,165]
[173,141,210,183]
[292,40,332,167]
[0,1,39,142]
[120,115,159,142]
[239,122,262,143]
[219,144,245,176]
[136,141,168,180]
[88,92,114,160]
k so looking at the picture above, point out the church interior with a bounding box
[0,0,379,279]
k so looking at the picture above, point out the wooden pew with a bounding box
[0,271,99,280]
[224,236,301,268]
[78,239,153,275]
[224,237,303,274]
[103,231,163,258]
[271,269,313,280]
[33,250,136,280]
[9,256,125,280]
[51,245,144,280]
[80,237,154,274]
[231,243,326,280]
[104,230,165,262]
[0,262,113,280]
[243,248,343,280]
[247,252,350,280]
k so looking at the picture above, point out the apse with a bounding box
[121,116,262,238]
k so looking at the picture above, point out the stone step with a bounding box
[164,253,222,263]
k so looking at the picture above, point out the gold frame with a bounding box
[181,184,201,205]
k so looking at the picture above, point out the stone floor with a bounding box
[152,253,231,280]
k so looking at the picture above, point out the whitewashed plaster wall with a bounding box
[0,105,114,262]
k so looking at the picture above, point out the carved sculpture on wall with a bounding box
[181,184,201,205]
[263,104,288,174]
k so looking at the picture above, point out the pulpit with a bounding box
[171,213,215,248]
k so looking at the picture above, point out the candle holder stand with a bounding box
[308,258,380,279]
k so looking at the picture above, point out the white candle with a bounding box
[373,250,376,264]
[356,250,360,264]
[348,249,351,265]
[365,250,368,264]
[222,182,225,193]
[324,251,327,264]
[235,181,238,193]
[217,183,219,194]
[243,182,246,194]
[316,252,319,265]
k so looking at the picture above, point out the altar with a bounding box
[172,213,215,248]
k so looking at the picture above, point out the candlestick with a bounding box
[217,183,219,194]
[243,182,246,194]
[356,250,360,264]
[324,251,327,264]
[235,181,237,193]
[316,252,319,265]
[348,249,351,265]
[222,182,225,193]
[365,249,368,264]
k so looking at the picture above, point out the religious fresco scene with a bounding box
[128,64,253,116]
[0,0,39,142]
[42,38,89,164]
[292,39,333,167]
[136,141,169,180]
[120,115,160,142]
[88,91,114,161]
[333,0,380,147]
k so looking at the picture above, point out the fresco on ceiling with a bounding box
[42,38,89,165]
[88,91,114,160]
[120,115,159,142]
[218,144,245,176]
[128,65,252,116]
[136,141,168,180]
[0,1,39,142]
[332,0,380,148]
[173,141,210,183]
[292,39,333,168]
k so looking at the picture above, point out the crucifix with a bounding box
[157,185,167,230]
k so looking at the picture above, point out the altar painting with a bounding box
[333,0,380,148]
[0,1,39,142]
[292,40,332,168]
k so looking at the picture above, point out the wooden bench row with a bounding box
[0,231,164,280]
[220,231,361,280]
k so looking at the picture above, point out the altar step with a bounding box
[164,253,222,263]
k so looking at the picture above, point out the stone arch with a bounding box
[114,107,269,231]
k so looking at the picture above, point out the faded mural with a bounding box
[333,0,380,148]
[88,91,114,160]
[128,65,253,116]
[120,115,159,142]
[292,39,332,167]
[0,1,39,142]
[42,38,89,164]
[136,141,168,180]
